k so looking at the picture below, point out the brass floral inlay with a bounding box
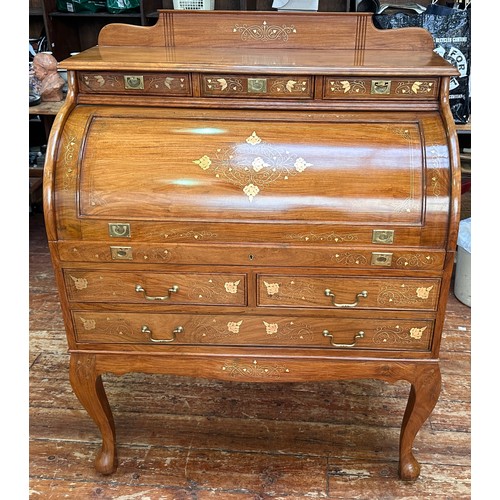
[416,286,433,299]
[264,281,280,295]
[395,254,435,268]
[70,275,88,290]
[377,284,435,305]
[187,277,243,302]
[262,320,314,341]
[224,280,241,294]
[63,135,77,190]
[227,320,243,334]
[410,326,427,339]
[331,252,367,266]
[285,231,358,243]
[428,145,442,197]
[193,132,312,201]
[193,317,244,341]
[388,127,419,214]
[395,81,434,95]
[205,77,244,92]
[81,74,120,89]
[263,321,279,335]
[262,279,314,302]
[222,359,290,378]
[148,76,186,90]
[233,21,297,42]
[329,80,367,94]
[134,248,171,261]
[373,324,428,344]
[79,317,96,330]
[163,230,218,241]
[270,79,308,93]
[81,74,186,92]
[246,131,261,145]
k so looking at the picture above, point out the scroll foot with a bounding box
[69,353,117,475]
[399,364,441,481]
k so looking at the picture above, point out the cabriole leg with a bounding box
[399,364,441,481]
[69,353,117,475]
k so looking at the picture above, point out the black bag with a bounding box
[56,1,106,13]
[374,4,471,124]
[106,0,140,14]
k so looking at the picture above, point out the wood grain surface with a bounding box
[29,212,471,498]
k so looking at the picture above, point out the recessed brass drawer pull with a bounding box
[323,329,364,347]
[371,80,391,94]
[248,78,267,93]
[124,75,144,89]
[324,289,368,307]
[135,284,179,301]
[141,325,183,343]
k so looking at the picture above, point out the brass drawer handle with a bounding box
[135,284,179,301]
[323,329,364,348]
[324,289,368,307]
[141,325,183,343]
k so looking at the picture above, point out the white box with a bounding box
[272,0,319,11]
[173,0,215,9]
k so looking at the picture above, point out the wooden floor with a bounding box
[29,212,471,499]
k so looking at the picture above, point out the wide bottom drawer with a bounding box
[73,311,433,351]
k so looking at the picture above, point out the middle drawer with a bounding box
[63,270,246,306]
[257,275,441,311]
[201,74,313,98]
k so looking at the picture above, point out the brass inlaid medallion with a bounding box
[193,132,312,201]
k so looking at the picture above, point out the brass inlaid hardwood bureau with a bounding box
[43,10,461,481]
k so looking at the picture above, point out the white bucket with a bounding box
[454,218,471,307]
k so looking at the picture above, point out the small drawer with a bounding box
[323,78,439,99]
[201,75,313,99]
[258,275,440,311]
[78,72,192,96]
[73,311,433,352]
[63,270,246,306]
